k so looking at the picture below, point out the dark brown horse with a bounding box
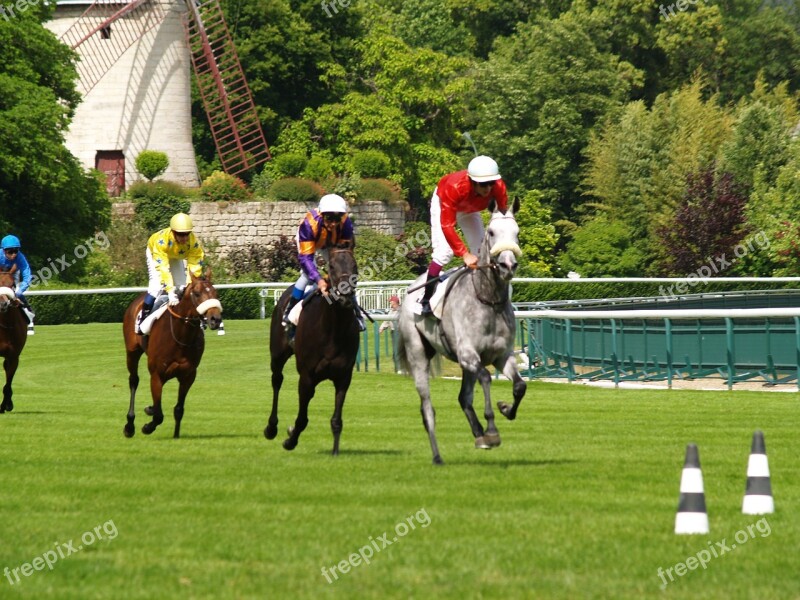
[122,270,222,438]
[0,266,27,413]
[265,243,360,454]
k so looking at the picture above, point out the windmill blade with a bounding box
[183,0,271,176]
[59,0,167,96]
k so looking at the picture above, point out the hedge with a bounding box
[29,288,274,325]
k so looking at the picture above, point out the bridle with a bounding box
[165,280,222,346]
[325,246,357,306]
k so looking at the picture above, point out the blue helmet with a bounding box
[1,235,20,250]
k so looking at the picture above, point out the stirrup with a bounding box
[420,300,433,317]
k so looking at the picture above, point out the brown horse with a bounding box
[264,243,360,454]
[122,270,222,438]
[0,266,27,413]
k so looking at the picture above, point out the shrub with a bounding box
[251,161,278,197]
[358,178,403,204]
[266,178,325,203]
[350,150,391,178]
[332,173,361,203]
[135,150,169,181]
[227,236,299,281]
[273,152,308,178]
[199,171,252,202]
[302,155,334,182]
[129,181,190,231]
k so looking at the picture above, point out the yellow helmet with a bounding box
[169,213,193,233]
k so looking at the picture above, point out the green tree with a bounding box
[0,8,109,276]
[513,190,559,277]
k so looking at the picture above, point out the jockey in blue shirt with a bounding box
[0,235,35,334]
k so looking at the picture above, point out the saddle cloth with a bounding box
[136,301,169,335]
[409,275,455,319]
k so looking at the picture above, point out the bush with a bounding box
[227,236,299,281]
[129,181,190,231]
[350,150,391,178]
[266,178,325,203]
[302,155,334,182]
[273,153,308,178]
[358,178,403,204]
[199,171,252,202]
[135,150,169,181]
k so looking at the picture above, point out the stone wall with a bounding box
[112,201,406,256]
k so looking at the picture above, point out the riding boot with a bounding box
[282,296,300,326]
[420,273,438,317]
[137,300,154,335]
[353,306,366,332]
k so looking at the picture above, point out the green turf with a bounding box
[0,321,798,599]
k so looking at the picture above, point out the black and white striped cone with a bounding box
[675,443,709,534]
[742,430,773,515]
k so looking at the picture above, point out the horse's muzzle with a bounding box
[495,252,518,282]
[206,312,222,330]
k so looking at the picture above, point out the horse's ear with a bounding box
[205,266,213,282]
[511,196,520,215]
[488,198,497,213]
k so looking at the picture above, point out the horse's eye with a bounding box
[489,230,495,237]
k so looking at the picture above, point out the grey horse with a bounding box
[396,197,527,464]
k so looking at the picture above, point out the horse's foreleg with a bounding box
[283,374,314,451]
[124,351,142,437]
[497,354,527,421]
[412,364,443,465]
[457,370,487,447]
[142,374,165,435]
[0,355,19,413]
[173,370,196,439]
[330,372,353,456]
[477,367,501,448]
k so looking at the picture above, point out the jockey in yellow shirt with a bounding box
[136,213,205,333]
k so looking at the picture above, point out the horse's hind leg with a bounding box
[265,349,292,440]
[173,370,196,439]
[1,355,19,413]
[283,374,314,451]
[496,354,527,421]
[124,349,142,437]
[142,374,165,435]
[330,371,353,456]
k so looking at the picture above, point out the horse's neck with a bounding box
[471,260,507,305]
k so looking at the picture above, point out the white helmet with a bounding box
[318,193,348,214]
[467,155,501,183]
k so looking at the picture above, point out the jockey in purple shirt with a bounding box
[283,194,364,330]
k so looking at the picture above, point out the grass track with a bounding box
[0,320,798,599]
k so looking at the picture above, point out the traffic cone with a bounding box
[675,443,709,534]
[742,430,773,515]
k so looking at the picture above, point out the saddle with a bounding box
[285,284,319,327]
[136,294,170,335]
[410,274,458,319]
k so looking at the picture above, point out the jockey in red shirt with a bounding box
[419,155,508,316]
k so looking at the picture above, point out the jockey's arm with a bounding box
[438,195,468,258]
[15,253,32,294]
[185,238,205,278]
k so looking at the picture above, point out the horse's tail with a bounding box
[395,313,411,375]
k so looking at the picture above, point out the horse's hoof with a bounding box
[484,433,501,447]
[264,424,277,440]
[432,455,444,466]
[123,424,135,438]
[283,438,297,451]
[1,400,13,413]
[142,423,155,435]
[497,402,516,420]
[474,436,492,450]
[144,405,154,416]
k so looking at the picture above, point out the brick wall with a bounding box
[112,201,406,256]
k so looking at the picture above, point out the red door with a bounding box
[95,150,125,197]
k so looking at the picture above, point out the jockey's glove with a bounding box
[168,291,179,306]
